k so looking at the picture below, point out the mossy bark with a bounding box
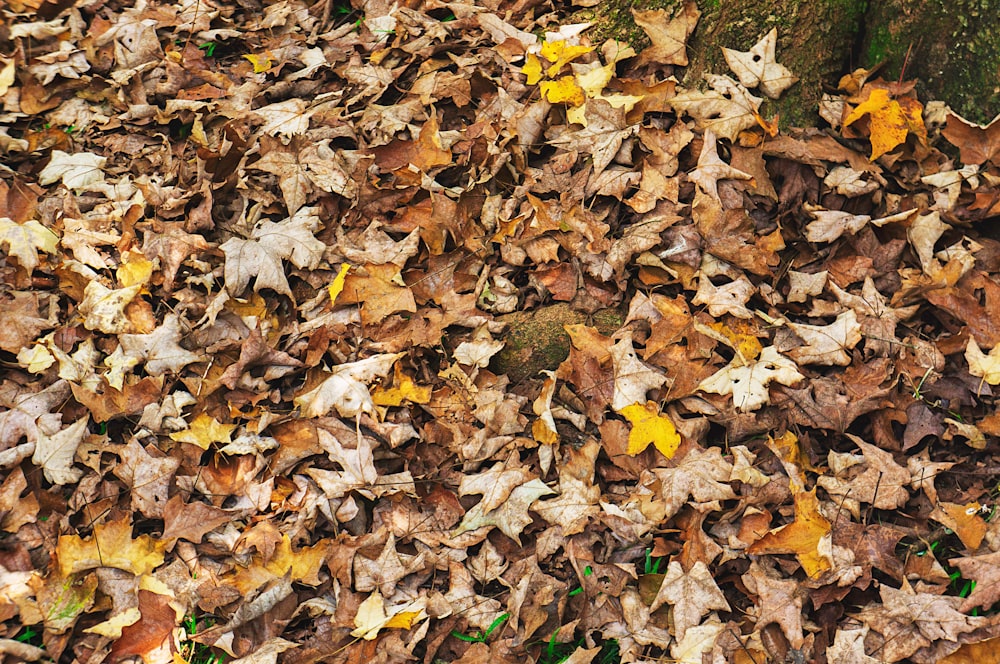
[581,0,1000,126]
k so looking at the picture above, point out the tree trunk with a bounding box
[577,0,1000,126]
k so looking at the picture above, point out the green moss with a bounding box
[491,303,623,383]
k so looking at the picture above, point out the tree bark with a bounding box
[577,0,1000,125]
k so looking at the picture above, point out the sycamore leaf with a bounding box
[351,590,427,640]
[697,345,804,412]
[722,28,797,98]
[220,207,325,297]
[844,87,927,161]
[965,337,1000,385]
[619,401,680,458]
[0,218,59,273]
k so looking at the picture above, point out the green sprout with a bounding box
[199,42,217,57]
[451,612,509,643]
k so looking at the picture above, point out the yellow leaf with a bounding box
[620,401,681,458]
[844,87,926,161]
[169,413,235,450]
[540,40,593,76]
[575,62,614,98]
[522,53,544,85]
[966,337,1000,385]
[117,250,155,288]
[384,609,424,630]
[351,590,427,640]
[328,263,351,305]
[748,488,832,578]
[372,364,432,406]
[244,53,273,73]
[57,517,166,577]
[17,344,55,373]
[540,76,586,106]
[0,217,59,273]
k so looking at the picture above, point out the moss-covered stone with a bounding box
[491,303,623,383]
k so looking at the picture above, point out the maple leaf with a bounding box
[632,1,701,66]
[169,413,236,450]
[33,416,88,485]
[857,579,986,663]
[0,217,59,273]
[722,28,798,98]
[742,560,804,649]
[619,401,680,458]
[220,207,325,297]
[37,150,106,191]
[941,110,1000,166]
[57,517,166,577]
[671,75,762,141]
[650,561,730,640]
[965,337,1000,385]
[610,333,668,411]
[817,435,910,517]
[844,86,927,161]
[687,130,752,200]
[295,352,403,419]
[950,550,1000,612]
[650,445,736,520]
[783,310,863,366]
[697,345,804,412]
[119,313,203,376]
[748,487,833,578]
[452,478,555,544]
[77,281,142,334]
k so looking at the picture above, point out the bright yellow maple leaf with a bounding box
[243,52,273,73]
[540,75,586,106]
[116,250,155,288]
[372,364,432,406]
[169,413,236,450]
[522,53,544,85]
[540,40,593,76]
[844,87,927,161]
[620,401,681,458]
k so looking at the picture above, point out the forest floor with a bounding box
[4,0,1000,663]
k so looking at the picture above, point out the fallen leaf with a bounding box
[748,488,833,578]
[0,218,59,273]
[722,28,797,98]
[697,345,804,412]
[844,86,927,161]
[633,1,701,67]
[619,401,681,458]
[650,561,729,640]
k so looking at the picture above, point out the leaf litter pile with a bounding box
[7,0,1000,662]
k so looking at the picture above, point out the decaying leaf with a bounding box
[697,345,804,412]
[722,28,798,98]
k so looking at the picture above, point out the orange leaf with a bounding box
[748,488,833,578]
